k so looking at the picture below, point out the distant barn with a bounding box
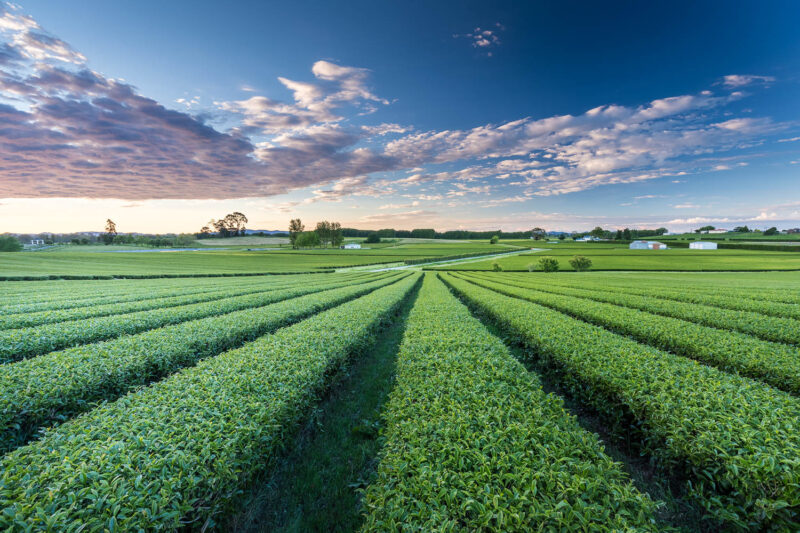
[341,243,362,249]
[690,241,718,250]
[629,240,668,250]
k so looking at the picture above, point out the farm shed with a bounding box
[341,243,362,249]
[629,240,668,250]
[690,241,718,250]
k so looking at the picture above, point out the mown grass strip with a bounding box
[479,273,800,346]
[442,273,800,531]
[0,273,420,531]
[459,272,800,395]
[0,274,382,362]
[0,274,400,453]
[225,278,420,533]
[361,274,658,531]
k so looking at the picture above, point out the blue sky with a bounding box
[0,0,798,233]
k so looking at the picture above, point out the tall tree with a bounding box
[315,221,331,247]
[623,228,632,240]
[589,226,605,238]
[103,219,117,245]
[531,227,547,240]
[289,218,304,248]
[330,222,343,247]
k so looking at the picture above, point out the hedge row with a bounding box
[522,275,800,305]
[442,274,800,530]
[0,273,403,453]
[360,275,658,531]
[0,274,294,314]
[485,275,800,346]
[0,270,332,282]
[0,274,384,363]
[460,273,800,395]
[0,273,420,531]
[0,275,328,330]
[501,273,800,319]
[718,243,800,252]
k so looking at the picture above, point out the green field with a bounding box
[2,247,800,530]
[0,241,517,279]
[433,242,800,271]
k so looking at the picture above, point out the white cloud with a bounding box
[721,74,776,88]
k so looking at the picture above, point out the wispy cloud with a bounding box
[720,74,776,88]
[454,23,504,56]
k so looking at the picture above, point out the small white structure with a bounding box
[342,243,361,249]
[30,239,44,246]
[690,241,718,250]
[630,240,668,250]
[707,229,728,234]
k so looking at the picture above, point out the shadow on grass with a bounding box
[224,281,421,533]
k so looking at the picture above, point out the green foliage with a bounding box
[491,261,503,272]
[296,230,321,248]
[764,227,779,236]
[0,273,398,453]
[0,274,420,530]
[568,255,592,271]
[364,233,381,243]
[0,235,22,252]
[460,272,800,395]
[443,273,800,530]
[361,275,658,531]
[538,257,560,272]
[0,274,388,362]
[489,234,499,244]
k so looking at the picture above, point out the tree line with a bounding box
[288,219,344,249]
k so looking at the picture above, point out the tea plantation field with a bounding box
[1,268,799,531]
[433,242,800,271]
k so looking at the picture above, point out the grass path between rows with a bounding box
[225,279,420,532]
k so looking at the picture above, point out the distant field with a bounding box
[433,243,800,271]
[0,242,508,278]
[194,236,290,246]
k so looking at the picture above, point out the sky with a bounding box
[0,0,799,234]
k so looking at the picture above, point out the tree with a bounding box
[226,212,248,236]
[0,235,22,252]
[695,225,715,233]
[733,226,750,233]
[492,261,503,272]
[490,235,499,244]
[589,226,605,239]
[175,233,195,247]
[764,227,779,236]
[531,227,547,240]
[198,225,212,238]
[615,229,623,240]
[623,228,632,240]
[289,219,304,248]
[102,219,117,245]
[315,221,331,247]
[558,234,566,240]
[569,255,592,272]
[330,222,343,247]
[365,233,381,244]
[296,230,320,248]
[538,257,560,272]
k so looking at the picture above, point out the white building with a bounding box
[706,229,728,234]
[629,240,668,250]
[30,239,44,246]
[342,243,362,249]
[690,241,718,250]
